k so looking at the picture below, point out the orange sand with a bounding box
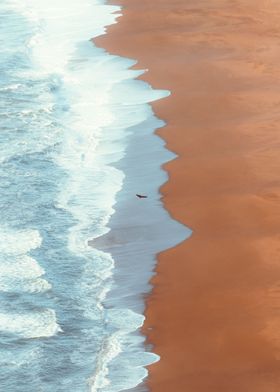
[96,1,280,391]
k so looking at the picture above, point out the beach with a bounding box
[96,1,280,391]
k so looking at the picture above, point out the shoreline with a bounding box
[89,58,189,391]
[96,1,280,391]
[90,8,189,389]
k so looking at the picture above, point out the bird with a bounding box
[136,194,148,199]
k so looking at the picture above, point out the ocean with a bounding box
[0,0,189,391]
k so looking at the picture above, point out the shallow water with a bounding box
[0,1,190,391]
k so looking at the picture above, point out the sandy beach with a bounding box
[96,1,280,391]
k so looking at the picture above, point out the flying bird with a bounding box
[136,194,148,199]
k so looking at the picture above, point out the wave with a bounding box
[0,227,51,293]
[0,309,61,338]
[89,308,159,392]
[0,0,190,390]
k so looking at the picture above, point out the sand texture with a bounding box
[96,1,280,391]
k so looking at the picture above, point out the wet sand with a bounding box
[96,1,280,391]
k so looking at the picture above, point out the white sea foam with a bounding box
[0,0,179,390]
[89,308,160,392]
[0,227,51,293]
[10,0,121,74]
[0,227,41,255]
[89,334,122,391]
[0,309,61,338]
[0,255,51,293]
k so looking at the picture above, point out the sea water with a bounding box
[0,0,190,391]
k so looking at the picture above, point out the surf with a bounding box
[0,0,190,391]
